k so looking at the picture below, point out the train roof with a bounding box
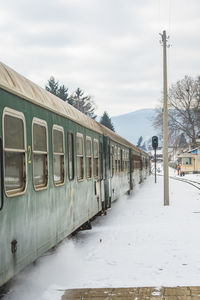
[99,123,141,152]
[0,61,149,157]
[0,62,102,134]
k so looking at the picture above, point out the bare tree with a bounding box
[153,76,200,147]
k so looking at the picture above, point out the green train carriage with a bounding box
[0,62,104,286]
[0,62,150,287]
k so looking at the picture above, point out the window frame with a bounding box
[125,150,129,171]
[86,136,92,179]
[183,157,192,165]
[3,107,27,197]
[76,132,84,181]
[118,147,121,172]
[120,149,124,172]
[32,117,49,191]
[68,131,74,181]
[111,145,114,177]
[93,138,99,178]
[114,145,118,173]
[52,125,65,186]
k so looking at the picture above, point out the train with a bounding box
[0,62,150,287]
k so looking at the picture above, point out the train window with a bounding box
[111,145,114,177]
[76,133,84,180]
[126,150,129,171]
[140,158,143,170]
[114,146,118,173]
[108,144,110,170]
[93,139,99,178]
[124,150,127,171]
[127,151,130,171]
[145,158,148,169]
[120,149,123,172]
[100,142,103,179]
[124,150,126,171]
[118,147,121,172]
[32,118,48,190]
[53,126,65,185]
[68,132,74,180]
[3,108,27,196]
[86,136,92,179]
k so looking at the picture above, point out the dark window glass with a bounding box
[4,113,26,194]
[53,130,64,153]
[33,123,47,152]
[5,152,25,191]
[53,128,65,184]
[76,134,84,180]
[33,153,47,186]
[68,132,74,180]
[111,146,114,177]
[86,137,92,179]
[94,139,99,178]
[4,115,24,149]
[33,121,48,189]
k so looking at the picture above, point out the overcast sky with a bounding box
[0,0,199,116]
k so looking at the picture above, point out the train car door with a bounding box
[94,137,103,212]
[108,141,113,208]
[103,137,112,209]
[99,139,105,206]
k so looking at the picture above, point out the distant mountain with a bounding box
[111,109,156,146]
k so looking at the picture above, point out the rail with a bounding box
[155,171,200,190]
[169,175,200,190]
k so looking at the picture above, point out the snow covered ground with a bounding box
[2,168,200,300]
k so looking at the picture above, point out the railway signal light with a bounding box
[152,136,158,184]
[152,136,158,150]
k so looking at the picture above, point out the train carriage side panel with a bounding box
[0,91,103,287]
[0,89,39,286]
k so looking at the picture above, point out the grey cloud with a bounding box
[0,0,199,116]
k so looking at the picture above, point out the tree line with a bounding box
[45,76,115,131]
[153,75,200,147]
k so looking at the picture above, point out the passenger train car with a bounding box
[0,62,150,287]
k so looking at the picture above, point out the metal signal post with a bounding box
[152,136,158,184]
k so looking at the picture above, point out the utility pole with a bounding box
[160,30,169,206]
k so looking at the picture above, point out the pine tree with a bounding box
[137,136,143,148]
[45,79,97,119]
[70,88,97,119]
[45,77,69,102]
[57,85,69,102]
[45,76,59,95]
[100,111,115,131]
[141,142,147,151]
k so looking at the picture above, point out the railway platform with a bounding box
[61,286,200,299]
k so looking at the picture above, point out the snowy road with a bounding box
[2,172,200,300]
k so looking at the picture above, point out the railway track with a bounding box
[169,175,200,190]
[155,171,200,190]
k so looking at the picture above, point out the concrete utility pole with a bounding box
[161,30,169,206]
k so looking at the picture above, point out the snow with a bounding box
[3,168,200,300]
